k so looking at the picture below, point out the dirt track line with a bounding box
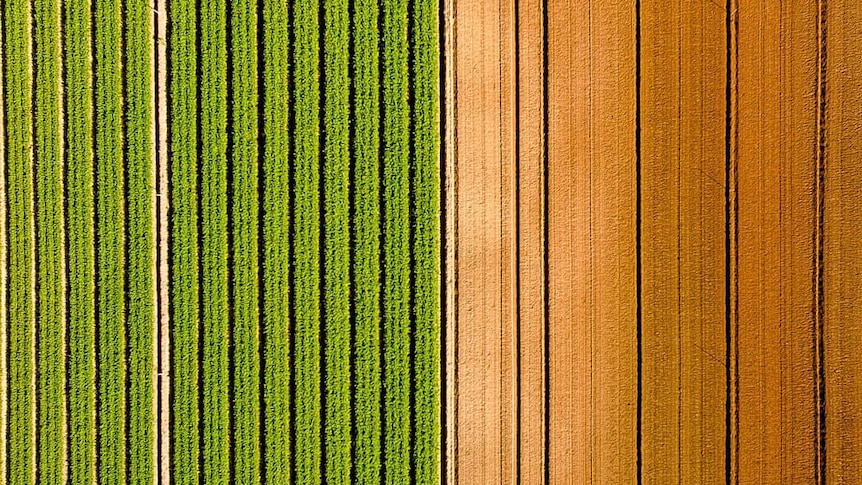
[57,0,68,479]
[155,0,170,480]
[443,0,457,480]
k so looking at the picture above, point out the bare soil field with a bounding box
[447,0,862,483]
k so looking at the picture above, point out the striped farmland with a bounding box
[7,0,862,484]
[1,0,439,483]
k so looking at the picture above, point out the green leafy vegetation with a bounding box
[2,2,439,482]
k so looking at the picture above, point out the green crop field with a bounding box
[0,0,439,482]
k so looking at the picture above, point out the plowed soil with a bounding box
[447,0,862,483]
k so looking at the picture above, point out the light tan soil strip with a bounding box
[514,0,545,481]
[155,0,171,481]
[588,0,639,482]
[824,1,862,482]
[28,6,38,480]
[453,0,506,482]
[639,0,684,478]
[677,1,727,481]
[736,1,819,481]
[57,0,68,478]
[498,0,517,481]
[547,0,590,481]
[443,0,458,480]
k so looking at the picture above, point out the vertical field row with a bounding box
[2,0,156,482]
[167,0,440,483]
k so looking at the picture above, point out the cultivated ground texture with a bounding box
[0,0,439,483]
[448,0,862,483]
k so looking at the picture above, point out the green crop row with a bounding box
[293,0,322,481]
[64,0,97,482]
[94,0,127,480]
[411,0,441,481]
[352,0,383,482]
[231,0,262,482]
[1,0,438,482]
[34,0,65,481]
[124,0,155,482]
[200,0,231,480]
[382,0,413,482]
[323,0,352,482]
[169,0,201,480]
[4,0,35,482]
[261,0,292,479]
[3,0,157,482]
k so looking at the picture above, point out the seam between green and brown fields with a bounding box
[442,0,457,480]
[437,0,446,479]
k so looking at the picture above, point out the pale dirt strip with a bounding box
[547,0,640,483]
[824,0,862,483]
[443,0,458,480]
[155,0,171,481]
[516,0,545,481]
[451,0,507,482]
[499,0,517,482]
[57,0,69,479]
[736,1,819,482]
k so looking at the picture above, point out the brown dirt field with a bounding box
[452,0,506,482]
[516,0,546,481]
[824,1,862,483]
[640,0,727,482]
[736,0,820,482]
[448,0,862,483]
